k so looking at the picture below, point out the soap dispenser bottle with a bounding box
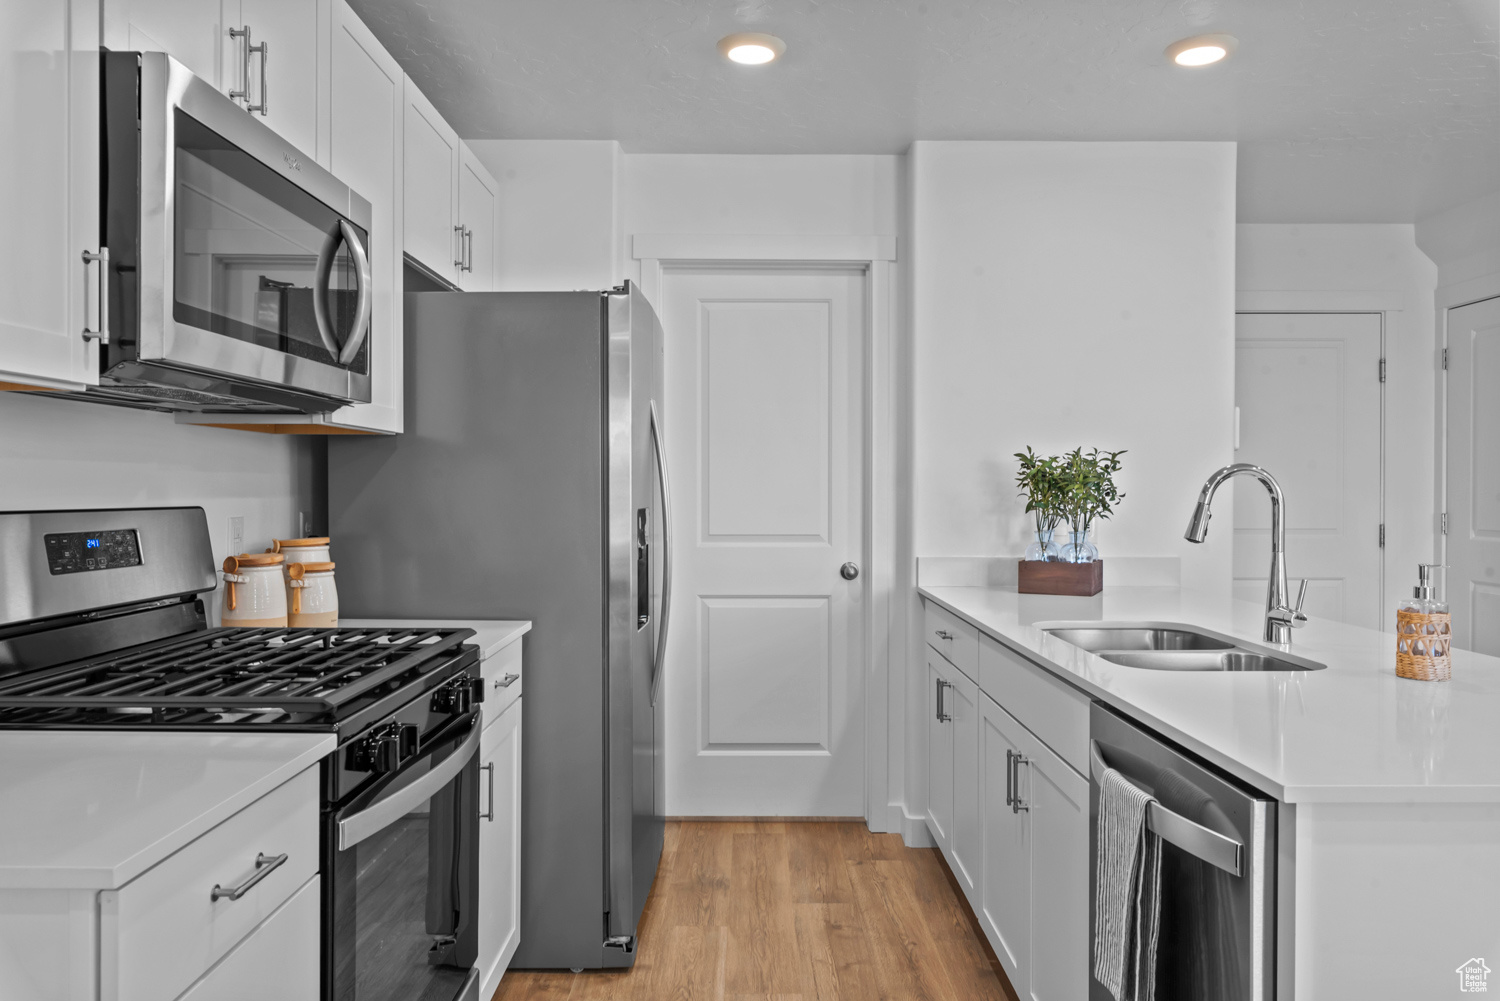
[1396,563,1451,681]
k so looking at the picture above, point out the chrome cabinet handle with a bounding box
[935,678,951,722]
[229,26,252,104]
[494,672,519,689]
[453,225,466,269]
[211,852,287,901]
[480,762,495,821]
[461,226,473,273]
[1004,749,1014,807]
[935,629,953,641]
[1089,740,1244,876]
[252,38,268,115]
[1010,753,1029,814]
[649,401,674,708]
[81,248,108,344]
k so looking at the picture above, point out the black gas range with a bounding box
[0,507,487,1001]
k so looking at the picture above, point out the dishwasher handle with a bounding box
[1090,739,1244,877]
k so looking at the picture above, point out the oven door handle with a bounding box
[338,719,480,851]
[1089,740,1243,877]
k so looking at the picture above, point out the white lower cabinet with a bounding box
[175,876,319,1001]
[926,653,953,851]
[927,647,980,897]
[478,696,522,1000]
[981,695,1030,980]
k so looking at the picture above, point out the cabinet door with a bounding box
[403,78,460,284]
[104,0,225,85]
[232,0,324,156]
[478,698,522,1000]
[925,655,953,851]
[457,143,498,292]
[1024,739,1088,1001]
[980,694,1030,993]
[175,876,319,1001]
[948,667,981,900]
[0,0,99,390]
[326,0,403,433]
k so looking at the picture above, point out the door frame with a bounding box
[1434,273,1500,585]
[633,233,898,832]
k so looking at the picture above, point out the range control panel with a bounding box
[44,529,142,575]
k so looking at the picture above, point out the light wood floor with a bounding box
[493,820,1019,1001]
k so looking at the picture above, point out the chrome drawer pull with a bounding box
[211,852,287,902]
[494,672,519,689]
[935,629,953,640]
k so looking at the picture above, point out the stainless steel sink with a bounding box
[1043,622,1326,672]
[1044,627,1233,654]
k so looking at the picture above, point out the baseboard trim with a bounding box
[899,806,937,848]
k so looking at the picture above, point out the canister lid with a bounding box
[270,537,330,550]
[233,552,285,566]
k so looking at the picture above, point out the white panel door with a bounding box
[403,78,459,285]
[980,694,1029,994]
[661,268,865,816]
[1446,296,1500,655]
[0,0,99,390]
[1233,313,1383,628]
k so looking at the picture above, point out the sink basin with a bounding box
[1099,650,1323,672]
[1044,627,1233,654]
[1042,622,1327,672]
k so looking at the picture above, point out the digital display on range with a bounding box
[44,529,142,575]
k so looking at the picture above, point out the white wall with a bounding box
[909,141,1239,594]
[0,392,319,623]
[1415,191,1500,295]
[465,139,621,291]
[1237,224,1439,624]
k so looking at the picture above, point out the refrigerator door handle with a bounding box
[649,400,673,708]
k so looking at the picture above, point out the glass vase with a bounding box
[1060,529,1099,564]
[1024,528,1060,562]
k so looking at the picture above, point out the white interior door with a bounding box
[1445,296,1500,655]
[660,267,865,816]
[1233,313,1383,628]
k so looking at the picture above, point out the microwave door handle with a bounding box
[311,226,342,361]
[337,720,480,851]
[336,219,373,367]
[649,400,673,708]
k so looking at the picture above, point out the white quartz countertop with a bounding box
[339,619,530,660]
[919,584,1500,804]
[0,731,333,890]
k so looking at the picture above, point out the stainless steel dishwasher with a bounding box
[1089,703,1277,1001]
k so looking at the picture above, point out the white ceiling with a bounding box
[352,0,1498,222]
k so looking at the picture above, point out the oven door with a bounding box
[115,53,374,409]
[326,712,481,1001]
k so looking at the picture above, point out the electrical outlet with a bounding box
[229,516,244,556]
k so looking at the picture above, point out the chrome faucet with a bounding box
[1184,463,1308,644]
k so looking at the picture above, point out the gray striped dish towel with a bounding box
[1093,766,1163,1001]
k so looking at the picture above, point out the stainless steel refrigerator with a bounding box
[328,282,670,970]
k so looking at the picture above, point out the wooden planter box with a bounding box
[1018,559,1103,596]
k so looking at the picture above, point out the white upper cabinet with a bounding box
[322,0,404,433]
[458,144,498,292]
[0,0,100,390]
[403,78,461,285]
[104,0,226,87]
[223,0,327,159]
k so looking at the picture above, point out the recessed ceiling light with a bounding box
[1165,33,1238,67]
[717,32,786,65]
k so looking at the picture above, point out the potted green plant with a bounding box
[1014,447,1064,561]
[1057,447,1126,563]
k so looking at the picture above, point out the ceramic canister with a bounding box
[221,553,288,627]
[286,561,339,628]
[269,537,331,577]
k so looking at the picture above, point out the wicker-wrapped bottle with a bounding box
[1396,563,1450,682]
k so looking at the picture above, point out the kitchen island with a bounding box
[919,582,1500,1001]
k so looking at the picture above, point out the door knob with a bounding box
[840,562,860,581]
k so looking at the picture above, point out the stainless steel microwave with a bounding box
[89,51,373,414]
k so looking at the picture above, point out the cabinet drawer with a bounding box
[483,638,523,720]
[925,601,979,681]
[979,633,1088,774]
[175,875,320,1001]
[101,767,319,1001]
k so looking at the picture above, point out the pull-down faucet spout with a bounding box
[1184,463,1307,644]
